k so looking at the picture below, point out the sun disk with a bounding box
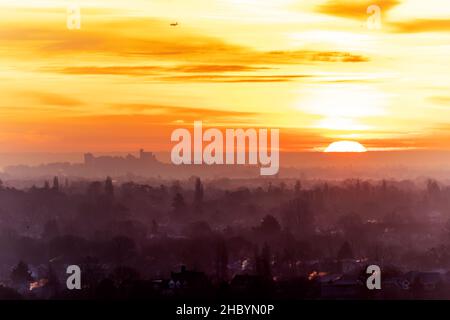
[324,141,367,153]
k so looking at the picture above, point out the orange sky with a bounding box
[1,0,450,153]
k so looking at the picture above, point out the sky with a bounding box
[0,0,450,153]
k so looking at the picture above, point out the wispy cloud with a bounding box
[315,0,400,20]
[0,16,369,66]
[429,96,450,106]
[109,104,261,121]
[19,91,83,107]
[45,64,270,76]
[390,19,450,33]
[158,74,312,83]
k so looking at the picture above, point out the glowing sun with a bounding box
[324,141,367,153]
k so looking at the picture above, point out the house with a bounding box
[169,266,210,290]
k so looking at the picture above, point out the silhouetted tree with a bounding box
[259,215,281,235]
[215,239,229,282]
[52,176,59,191]
[46,264,60,297]
[381,179,387,193]
[294,180,301,194]
[0,285,22,300]
[338,212,363,240]
[111,236,136,265]
[87,181,102,199]
[105,176,114,198]
[337,241,354,260]
[260,243,272,280]
[170,181,182,195]
[10,261,33,286]
[194,177,204,214]
[80,256,105,294]
[172,193,186,215]
[427,179,440,194]
[281,197,314,237]
[159,184,168,199]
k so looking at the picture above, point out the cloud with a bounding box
[174,65,270,73]
[257,50,369,64]
[20,91,83,107]
[316,0,400,20]
[50,66,166,76]
[0,18,245,61]
[429,96,450,106]
[45,59,375,83]
[0,16,369,67]
[315,1,450,34]
[6,7,124,15]
[311,51,369,63]
[358,124,450,150]
[46,64,269,76]
[390,19,450,33]
[42,64,314,83]
[158,74,312,83]
[109,104,261,120]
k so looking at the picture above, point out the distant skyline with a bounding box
[4,149,450,171]
[1,0,450,153]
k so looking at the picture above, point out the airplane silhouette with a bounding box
[170,22,179,27]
